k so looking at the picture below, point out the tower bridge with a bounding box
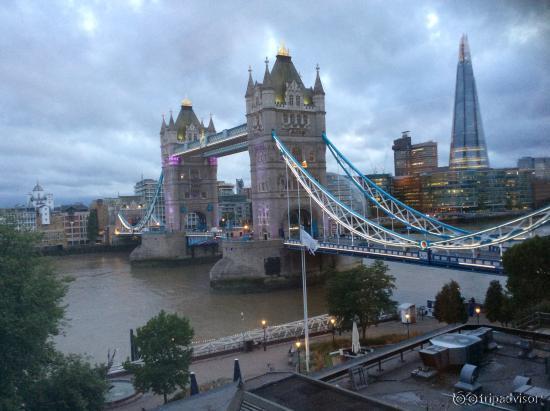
[126,45,550,282]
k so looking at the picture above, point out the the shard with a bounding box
[449,35,490,170]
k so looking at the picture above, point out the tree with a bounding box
[0,224,107,410]
[124,310,194,404]
[87,209,99,243]
[24,353,108,411]
[434,280,468,324]
[503,236,550,310]
[484,280,512,324]
[327,260,397,340]
[0,225,66,409]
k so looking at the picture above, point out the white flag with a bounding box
[300,227,319,255]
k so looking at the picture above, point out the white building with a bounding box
[27,182,54,225]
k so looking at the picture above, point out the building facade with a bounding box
[392,131,437,176]
[134,177,165,225]
[0,207,37,231]
[245,46,327,239]
[59,204,89,246]
[449,35,490,170]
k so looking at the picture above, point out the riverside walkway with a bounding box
[112,315,489,410]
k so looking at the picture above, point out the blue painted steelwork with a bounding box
[284,239,504,275]
[172,123,248,157]
[117,172,164,232]
[274,130,550,251]
[322,132,468,238]
[272,131,420,247]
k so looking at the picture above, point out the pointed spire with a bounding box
[313,64,325,95]
[459,34,471,62]
[200,118,205,128]
[245,65,255,97]
[207,113,216,133]
[262,57,273,89]
[168,110,175,129]
[160,114,166,133]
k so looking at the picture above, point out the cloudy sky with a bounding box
[0,0,548,206]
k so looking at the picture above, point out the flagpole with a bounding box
[301,240,310,374]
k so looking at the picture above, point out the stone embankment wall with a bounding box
[210,239,358,291]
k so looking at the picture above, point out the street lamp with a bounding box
[69,220,74,247]
[261,319,267,351]
[405,313,411,339]
[240,312,245,351]
[475,306,481,325]
[295,340,302,373]
[330,317,336,346]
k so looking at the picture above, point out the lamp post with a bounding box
[295,341,302,373]
[69,220,74,247]
[330,318,336,346]
[475,306,481,325]
[405,313,410,339]
[240,312,245,351]
[261,319,267,351]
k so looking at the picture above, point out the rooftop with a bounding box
[325,328,550,410]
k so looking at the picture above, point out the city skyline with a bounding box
[1,1,549,206]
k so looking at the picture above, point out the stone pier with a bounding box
[209,239,358,291]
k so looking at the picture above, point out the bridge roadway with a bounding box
[283,237,505,274]
[181,232,506,274]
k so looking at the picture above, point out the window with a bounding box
[296,96,300,106]
[201,192,207,199]
[290,114,295,123]
[283,113,288,123]
[185,213,199,230]
[289,95,294,105]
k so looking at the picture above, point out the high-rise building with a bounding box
[392,131,438,176]
[518,156,550,179]
[449,35,490,170]
[135,177,165,224]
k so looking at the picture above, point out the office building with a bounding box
[392,131,437,176]
[449,35,490,170]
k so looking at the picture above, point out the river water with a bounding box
[52,252,504,364]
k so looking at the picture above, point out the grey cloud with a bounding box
[0,0,548,206]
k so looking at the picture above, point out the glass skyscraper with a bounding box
[449,35,490,170]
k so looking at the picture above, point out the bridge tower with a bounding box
[246,46,327,239]
[160,99,218,232]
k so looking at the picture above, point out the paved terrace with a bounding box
[112,316,452,410]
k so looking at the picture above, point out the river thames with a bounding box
[52,252,504,364]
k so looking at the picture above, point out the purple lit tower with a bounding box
[160,99,218,232]
[245,45,327,239]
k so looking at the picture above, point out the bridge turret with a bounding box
[206,114,216,135]
[313,64,325,113]
[246,46,327,240]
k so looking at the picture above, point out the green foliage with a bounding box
[0,225,67,408]
[24,354,108,411]
[0,224,107,410]
[434,280,468,324]
[503,236,550,310]
[326,260,396,339]
[86,209,99,243]
[124,310,194,404]
[484,280,512,324]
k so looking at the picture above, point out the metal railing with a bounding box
[191,314,331,358]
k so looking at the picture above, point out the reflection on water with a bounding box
[52,253,504,363]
